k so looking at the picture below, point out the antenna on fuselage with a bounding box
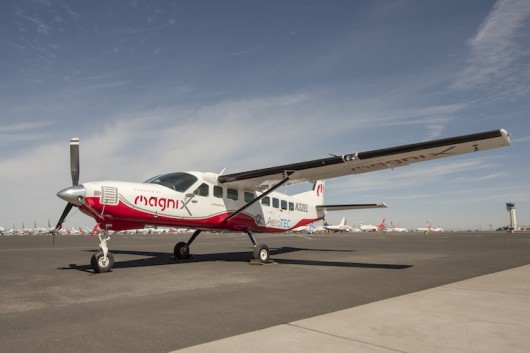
[219,168,226,175]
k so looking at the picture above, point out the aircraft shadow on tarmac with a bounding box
[59,246,412,274]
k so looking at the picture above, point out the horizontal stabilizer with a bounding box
[317,202,388,212]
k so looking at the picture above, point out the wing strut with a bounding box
[224,172,293,222]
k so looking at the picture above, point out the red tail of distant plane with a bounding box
[377,218,386,229]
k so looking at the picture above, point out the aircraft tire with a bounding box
[174,242,190,259]
[91,250,114,273]
[254,244,270,263]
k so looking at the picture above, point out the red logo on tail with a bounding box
[316,183,324,197]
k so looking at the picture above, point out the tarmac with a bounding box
[174,264,530,353]
[1,231,529,353]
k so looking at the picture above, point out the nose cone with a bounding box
[57,185,86,205]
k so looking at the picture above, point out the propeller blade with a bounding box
[54,202,74,231]
[70,138,80,186]
[53,138,80,246]
[51,202,74,246]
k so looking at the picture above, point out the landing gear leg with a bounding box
[91,231,114,273]
[174,229,202,259]
[245,229,270,263]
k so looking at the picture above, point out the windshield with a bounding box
[144,172,198,192]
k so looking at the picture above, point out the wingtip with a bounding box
[499,129,511,144]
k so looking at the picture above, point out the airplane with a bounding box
[53,129,510,273]
[3,228,23,236]
[79,227,94,235]
[293,221,329,233]
[417,222,444,232]
[28,221,54,235]
[389,226,408,232]
[292,223,316,233]
[385,222,408,232]
[359,218,386,232]
[323,217,353,232]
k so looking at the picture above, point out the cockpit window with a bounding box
[144,172,198,192]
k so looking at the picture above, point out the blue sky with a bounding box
[1,0,529,231]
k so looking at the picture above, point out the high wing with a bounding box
[218,129,510,189]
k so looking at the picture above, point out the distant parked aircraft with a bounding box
[323,218,353,232]
[417,222,444,232]
[359,218,386,232]
[385,222,408,232]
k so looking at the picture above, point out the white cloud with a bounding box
[326,156,505,198]
[0,121,55,147]
[511,135,530,143]
[0,121,52,134]
[452,0,530,98]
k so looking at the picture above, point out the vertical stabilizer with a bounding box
[294,180,325,205]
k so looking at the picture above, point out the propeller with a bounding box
[70,137,80,186]
[52,138,81,243]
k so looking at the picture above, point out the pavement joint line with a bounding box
[462,318,523,327]
[442,285,530,298]
[287,322,409,353]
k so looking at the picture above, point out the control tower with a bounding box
[506,203,517,233]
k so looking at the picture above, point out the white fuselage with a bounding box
[68,172,325,232]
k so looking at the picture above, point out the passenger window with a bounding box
[214,186,223,198]
[262,197,270,206]
[193,183,209,197]
[244,192,254,203]
[227,189,238,201]
[289,202,294,211]
[272,198,279,208]
[281,200,287,210]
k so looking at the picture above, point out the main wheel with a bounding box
[253,244,270,263]
[174,241,190,259]
[91,250,114,273]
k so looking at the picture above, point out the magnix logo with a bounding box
[134,195,179,212]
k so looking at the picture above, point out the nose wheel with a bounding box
[91,250,114,273]
[90,231,114,273]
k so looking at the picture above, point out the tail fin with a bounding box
[294,180,325,204]
[339,217,346,226]
[378,218,385,228]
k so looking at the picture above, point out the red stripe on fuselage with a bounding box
[78,197,320,232]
